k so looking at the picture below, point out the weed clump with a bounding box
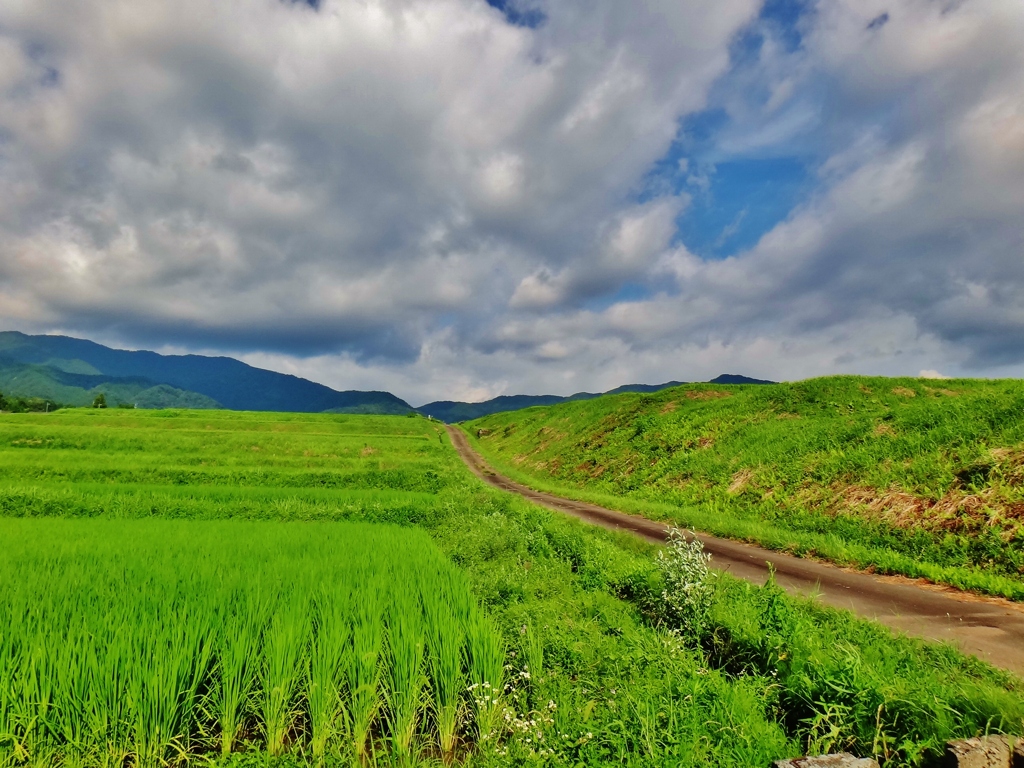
[657,527,715,640]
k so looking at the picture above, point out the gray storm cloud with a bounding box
[0,0,754,356]
[0,0,1023,403]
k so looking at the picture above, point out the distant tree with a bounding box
[0,390,7,411]
[92,393,107,409]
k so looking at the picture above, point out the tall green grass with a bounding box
[0,518,502,766]
[466,376,1024,598]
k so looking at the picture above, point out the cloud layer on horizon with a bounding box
[1,0,1022,404]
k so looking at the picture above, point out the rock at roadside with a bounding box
[943,735,1024,768]
[773,754,879,768]
[476,428,492,438]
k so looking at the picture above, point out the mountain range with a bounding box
[0,331,774,419]
[0,331,412,414]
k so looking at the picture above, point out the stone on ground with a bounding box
[942,735,1024,768]
[772,754,879,768]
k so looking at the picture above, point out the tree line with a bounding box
[0,390,63,413]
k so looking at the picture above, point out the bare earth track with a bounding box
[447,425,1024,676]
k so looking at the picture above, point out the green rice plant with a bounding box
[520,623,545,710]
[466,611,505,744]
[260,595,309,757]
[47,621,91,762]
[0,605,20,762]
[214,588,269,757]
[383,582,427,759]
[307,585,353,764]
[347,574,384,762]
[128,604,215,768]
[422,571,471,758]
[10,639,56,766]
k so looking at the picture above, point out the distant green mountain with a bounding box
[708,374,775,385]
[0,358,220,409]
[0,332,414,414]
[417,394,570,422]
[417,376,773,422]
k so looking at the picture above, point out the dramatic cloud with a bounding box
[1,0,1022,404]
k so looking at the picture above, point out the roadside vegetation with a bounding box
[0,408,1022,766]
[466,376,1024,600]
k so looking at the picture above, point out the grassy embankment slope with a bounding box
[465,376,1024,601]
[1,409,1022,766]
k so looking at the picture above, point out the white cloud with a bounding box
[0,0,754,361]
[1,0,1023,403]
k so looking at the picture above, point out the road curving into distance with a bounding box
[447,425,1024,676]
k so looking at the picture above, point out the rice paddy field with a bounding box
[1,519,501,767]
[1,408,1023,767]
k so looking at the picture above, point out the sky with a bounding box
[1,0,1023,405]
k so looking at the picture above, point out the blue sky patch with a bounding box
[635,0,818,260]
[675,156,811,258]
[484,0,545,28]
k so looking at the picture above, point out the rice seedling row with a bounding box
[0,518,503,767]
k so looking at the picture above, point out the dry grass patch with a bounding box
[835,484,1024,538]
[924,387,960,397]
[728,468,754,494]
[686,390,732,400]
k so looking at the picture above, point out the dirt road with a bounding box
[447,425,1024,676]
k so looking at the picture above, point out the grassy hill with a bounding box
[466,376,1024,600]
[418,375,771,422]
[0,331,413,413]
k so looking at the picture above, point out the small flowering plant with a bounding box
[657,527,716,640]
